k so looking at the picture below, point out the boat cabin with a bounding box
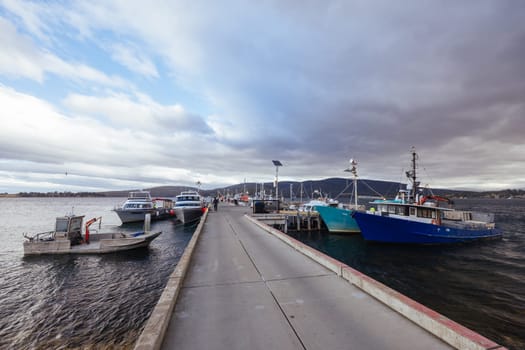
[175,191,202,206]
[371,200,494,227]
[123,202,153,210]
[55,215,85,245]
[122,191,154,210]
[373,201,446,223]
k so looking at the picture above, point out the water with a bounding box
[0,197,195,349]
[2,198,523,349]
[289,198,525,349]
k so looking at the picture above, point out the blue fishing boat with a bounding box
[314,159,362,233]
[352,148,502,244]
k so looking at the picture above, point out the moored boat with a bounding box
[299,199,333,212]
[314,159,362,233]
[352,148,501,243]
[23,214,162,256]
[315,205,361,233]
[114,191,175,224]
[152,197,176,219]
[174,190,205,224]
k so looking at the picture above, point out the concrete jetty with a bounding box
[134,205,506,350]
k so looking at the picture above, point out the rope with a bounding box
[361,179,387,198]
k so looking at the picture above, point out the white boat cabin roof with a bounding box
[371,200,454,212]
[176,191,201,200]
[127,191,152,201]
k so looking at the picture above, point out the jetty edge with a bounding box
[246,215,505,350]
[133,208,209,350]
[133,206,506,350]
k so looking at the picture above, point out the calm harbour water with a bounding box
[1,198,523,349]
[289,198,525,350]
[0,197,195,349]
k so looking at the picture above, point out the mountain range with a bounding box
[8,177,524,199]
[97,178,524,200]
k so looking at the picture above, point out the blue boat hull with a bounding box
[352,211,502,244]
[315,206,360,233]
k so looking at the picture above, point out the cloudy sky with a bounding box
[1,0,524,194]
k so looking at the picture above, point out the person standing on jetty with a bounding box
[213,197,219,211]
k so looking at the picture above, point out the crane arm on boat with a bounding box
[84,217,102,244]
[419,195,453,205]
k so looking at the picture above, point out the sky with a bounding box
[1,0,524,194]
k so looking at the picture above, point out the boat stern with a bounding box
[23,236,71,255]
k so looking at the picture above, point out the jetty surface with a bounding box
[134,205,506,350]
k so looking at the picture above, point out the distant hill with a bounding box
[10,178,524,199]
[207,177,481,200]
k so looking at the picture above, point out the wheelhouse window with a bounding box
[417,208,436,219]
[70,217,83,232]
[56,219,69,232]
[395,206,408,215]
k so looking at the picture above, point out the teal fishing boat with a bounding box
[315,159,362,233]
[315,205,361,233]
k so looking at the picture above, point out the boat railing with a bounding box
[471,212,495,223]
[128,192,152,200]
[114,203,124,211]
[340,204,366,211]
[442,219,494,230]
[443,210,494,223]
[23,230,55,242]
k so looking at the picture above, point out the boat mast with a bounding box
[351,159,358,208]
[406,147,419,202]
[345,159,358,208]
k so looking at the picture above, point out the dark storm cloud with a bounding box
[210,0,525,187]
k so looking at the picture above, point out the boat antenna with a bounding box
[405,146,419,202]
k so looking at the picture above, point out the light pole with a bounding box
[272,160,283,211]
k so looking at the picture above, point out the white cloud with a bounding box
[0,16,130,88]
[62,92,212,134]
[0,85,242,192]
[109,43,159,78]
[0,17,45,81]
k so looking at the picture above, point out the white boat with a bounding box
[174,191,205,224]
[114,191,174,224]
[23,214,161,256]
